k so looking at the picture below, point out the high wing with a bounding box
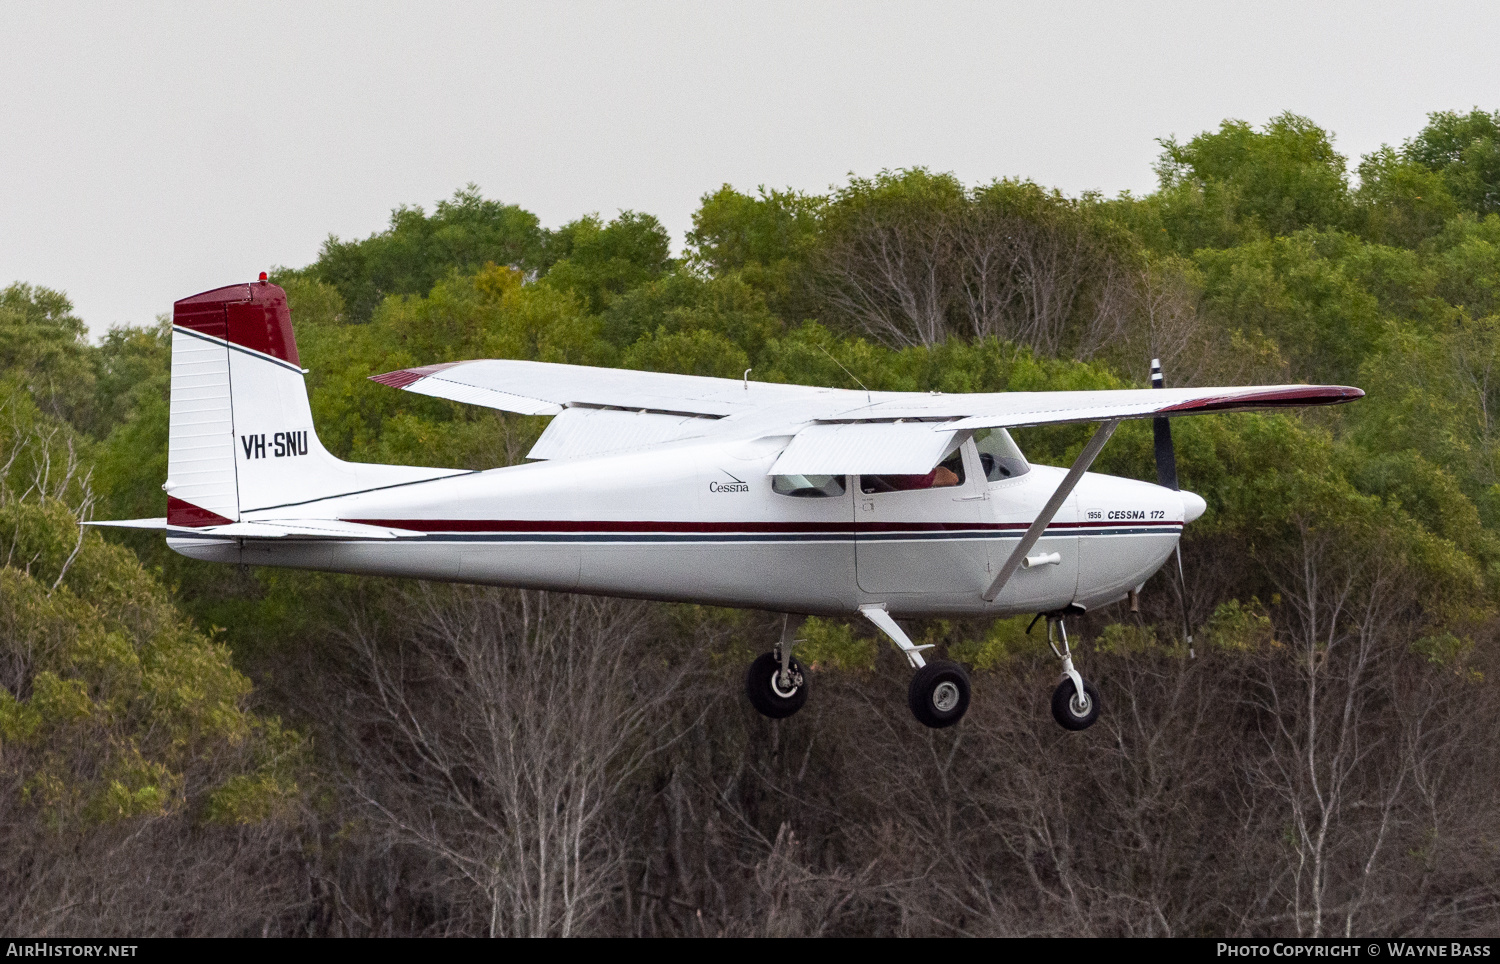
[371,359,1362,472]
[855,384,1363,429]
[369,360,833,417]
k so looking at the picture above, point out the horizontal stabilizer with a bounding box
[84,517,170,530]
[200,519,426,539]
[85,518,425,540]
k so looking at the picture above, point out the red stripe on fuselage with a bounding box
[342,518,1184,534]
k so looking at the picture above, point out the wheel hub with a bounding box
[1070,691,1091,716]
[933,680,960,713]
[770,671,802,699]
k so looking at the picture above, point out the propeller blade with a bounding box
[1152,359,1194,654]
[1151,358,1179,491]
[1174,543,1194,658]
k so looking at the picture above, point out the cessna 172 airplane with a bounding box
[93,279,1362,731]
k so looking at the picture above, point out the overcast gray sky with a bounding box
[3,0,1498,333]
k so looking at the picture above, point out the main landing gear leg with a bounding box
[859,605,971,729]
[746,615,808,719]
[1047,615,1101,731]
[777,614,804,690]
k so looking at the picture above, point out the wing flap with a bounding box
[527,407,720,461]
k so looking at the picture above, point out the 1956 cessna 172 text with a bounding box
[93,280,1363,730]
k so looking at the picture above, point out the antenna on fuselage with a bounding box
[819,345,871,404]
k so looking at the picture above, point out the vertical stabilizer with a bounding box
[164,280,461,526]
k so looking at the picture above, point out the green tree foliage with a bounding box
[686,184,823,276]
[303,184,547,323]
[1153,112,1352,248]
[542,211,675,313]
[0,386,302,834]
[0,284,97,431]
[1402,108,1500,217]
[1354,146,1459,248]
[1194,230,1383,383]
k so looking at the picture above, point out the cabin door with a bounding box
[855,440,989,594]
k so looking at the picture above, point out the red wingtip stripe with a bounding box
[1158,385,1364,415]
[167,496,234,528]
[369,361,464,389]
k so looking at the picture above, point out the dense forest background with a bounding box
[5,109,1500,937]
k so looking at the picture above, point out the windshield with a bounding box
[974,428,1030,480]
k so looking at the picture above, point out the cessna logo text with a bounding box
[708,481,749,493]
[241,431,309,460]
[1088,508,1168,521]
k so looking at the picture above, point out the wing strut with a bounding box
[982,420,1120,602]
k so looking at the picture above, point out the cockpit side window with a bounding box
[772,474,847,498]
[974,428,1030,481]
[861,449,966,494]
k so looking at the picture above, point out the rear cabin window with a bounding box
[974,428,1030,481]
[861,449,966,494]
[772,474,847,498]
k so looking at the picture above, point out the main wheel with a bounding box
[745,652,808,719]
[908,660,971,728]
[1051,676,1101,731]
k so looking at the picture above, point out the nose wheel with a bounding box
[1051,675,1100,730]
[1044,614,1101,731]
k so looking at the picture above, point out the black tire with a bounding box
[1051,676,1102,731]
[908,660,971,728]
[745,652,808,719]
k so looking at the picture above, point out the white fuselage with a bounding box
[168,434,1186,618]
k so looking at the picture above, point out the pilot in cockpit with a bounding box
[861,449,965,494]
